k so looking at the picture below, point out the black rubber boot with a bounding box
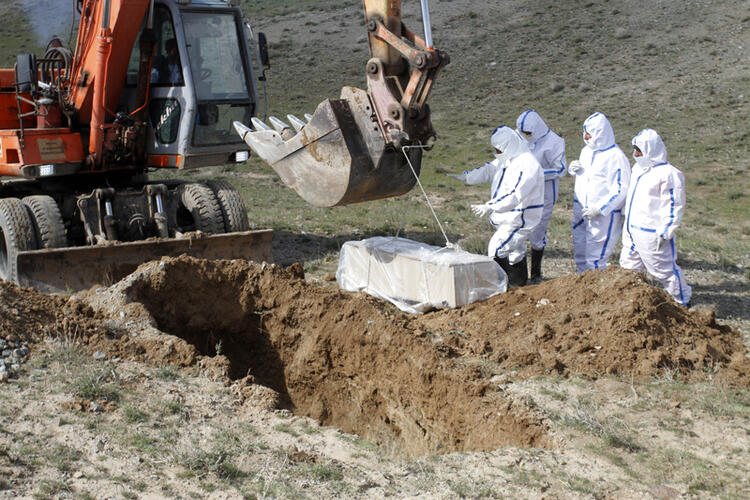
[530,248,544,284]
[510,255,528,287]
[494,256,512,279]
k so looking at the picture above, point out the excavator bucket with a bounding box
[236,1,449,208]
[234,86,423,208]
[15,230,273,293]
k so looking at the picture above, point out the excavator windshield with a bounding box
[181,10,253,147]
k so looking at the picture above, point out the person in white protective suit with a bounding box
[568,112,631,272]
[515,110,566,283]
[620,129,692,306]
[447,126,544,286]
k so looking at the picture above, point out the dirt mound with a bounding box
[0,281,105,343]
[117,256,550,456]
[419,267,750,385]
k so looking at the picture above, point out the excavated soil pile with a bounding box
[119,256,550,456]
[0,281,106,343]
[419,267,750,386]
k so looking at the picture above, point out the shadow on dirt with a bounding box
[126,264,293,405]
[690,282,750,321]
[680,257,747,275]
[678,257,750,321]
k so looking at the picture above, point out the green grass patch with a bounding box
[273,423,299,437]
[46,444,82,472]
[299,464,343,482]
[71,365,120,402]
[122,405,149,423]
[447,478,498,498]
[557,400,643,453]
[152,365,181,381]
[34,479,71,499]
[127,432,161,456]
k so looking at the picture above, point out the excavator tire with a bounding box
[22,195,68,249]
[206,180,250,233]
[0,198,38,283]
[176,183,225,234]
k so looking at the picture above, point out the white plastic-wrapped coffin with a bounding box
[336,236,507,314]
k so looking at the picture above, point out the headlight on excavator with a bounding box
[233,151,249,163]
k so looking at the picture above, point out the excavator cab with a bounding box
[234,0,449,207]
[121,0,256,169]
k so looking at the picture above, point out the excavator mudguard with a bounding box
[16,229,273,293]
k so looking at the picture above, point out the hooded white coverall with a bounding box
[571,112,631,272]
[619,129,692,306]
[516,110,566,250]
[463,126,544,264]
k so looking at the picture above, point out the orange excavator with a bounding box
[0,0,447,292]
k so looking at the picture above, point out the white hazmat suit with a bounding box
[515,110,566,251]
[619,129,692,306]
[570,112,631,272]
[460,127,544,285]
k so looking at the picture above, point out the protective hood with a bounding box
[491,125,529,162]
[515,110,549,142]
[632,128,667,168]
[583,112,615,151]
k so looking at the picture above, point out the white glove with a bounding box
[582,207,601,219]
[446,172,467,183]
[568,160,583,176]
[471,203,491,217]
[655,236,666,252]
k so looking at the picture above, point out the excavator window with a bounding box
[152,6,184,86]
[149,98,181,144]
[182,12,248,100]
[126,5,183,87]
[182,10,252,147]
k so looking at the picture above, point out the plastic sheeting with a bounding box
[336,236,508,314]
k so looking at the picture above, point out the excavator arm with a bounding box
[67,0,153,167]
[234,0,449,207]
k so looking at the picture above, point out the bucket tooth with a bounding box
[234,87,421,208]
[251,117,272,131]
[269,116,290,133]
[269,116,294,139]
[304,113,313,122]
[233,119,285,164]
[233,121,253,141]
[287,114,306,132]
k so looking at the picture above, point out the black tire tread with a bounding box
[22,195,67,249]
[206,180,250,232]
[0,197,38,283]
[177,183,224,234]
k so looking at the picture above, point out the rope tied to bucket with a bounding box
[401,144,460,251]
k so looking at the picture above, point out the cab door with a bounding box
[143,2,193,167]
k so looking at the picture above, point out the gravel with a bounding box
[0,336,31,382]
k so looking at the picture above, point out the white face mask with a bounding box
[633,153,650,167]
[583,131,595,149]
